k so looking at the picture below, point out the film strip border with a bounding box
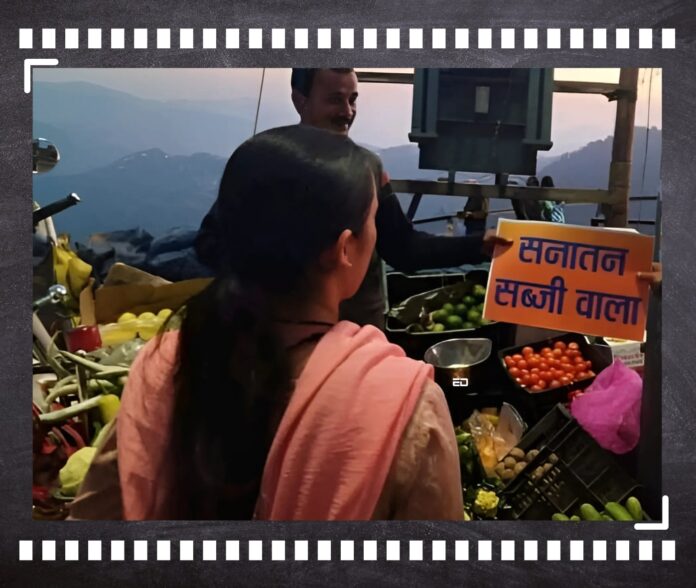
[18,539,677,562]
[18,27,676,50]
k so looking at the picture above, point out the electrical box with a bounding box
[409,68,554,175]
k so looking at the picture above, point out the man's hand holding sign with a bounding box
[483,219,655,342]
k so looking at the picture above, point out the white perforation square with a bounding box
[156,541,170,561]
[570,28,584,49]
[455,28,469,49]
[616,540,630,561]
[272,541,285,561]
[203,540,216,561]
[271,29,285,49]
[662,28,675,49]
[42,28,56,49]
[202,28,217,49]
[639,29,653,49]
[662,540,676,561]
[593,28,607,49]
[524,28,538,49]
[225,541,239,561]
[478,540,492,561]
[317,28,331,49]
[157,28,171,49]
[226,29,240,49]
[110,541,125,561]
[294,540,308,561]
[249,540,263,561]
[42,540,56,561]
[249,28,262,49]
[409,540,423,561]
[593,541,607,561]
[19,28,33,49]
[88,541,102,561]
[65,540,79,561]
[340,540,354,561]
[65,28,79,49]
[179,28,194,49]
[409,28,423,49]
[547,540,561,561]
[455,540,469,561]
[386,28,400,49]
[386,540,400,561]
[432,540,446,561]
[133,28,148,49]
[363,28,377,49]
[363,540,377,561]
[478,28,492,49]
[501,540,515,561]
[432,28,446,49]
[19,541,33,561]
[88,28,102,49]
[294,29,308,49]
[317,540,331,561]
[134,540,148,561]
[180,540,194,561]
[570,540,584,561]
[524,541,538,561]
[616,28,630,49]
[501,28,515,49]
[340,28,354,49]
[547,28,561,49]
[639,541,653,561]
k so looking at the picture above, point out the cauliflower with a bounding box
[473,489,499,518]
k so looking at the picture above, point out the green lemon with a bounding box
[432,309,450,322]
[442,303,455,314]
[462,295,476,306]
[455,303,467,316]
[432,323,446,332]
[445,315,464,329]
[462,321,475,329]
[466,309,482,323]
[473,284,487,300]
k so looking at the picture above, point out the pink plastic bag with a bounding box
[570,359,643,454]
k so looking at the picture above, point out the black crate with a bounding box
[500,405,642,520]
[384,270,516,362]
[497,333,613,425]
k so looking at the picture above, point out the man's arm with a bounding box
[375,181,488,273]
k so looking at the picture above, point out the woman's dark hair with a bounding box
[163,125,378,519]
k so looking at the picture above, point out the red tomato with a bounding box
[539,371,552,382]
[554,369,566,380]
[562,364,576,374]
[504,355,515,367]
[537,379,548,390]
[573,356,585,364]
[539,361,549,371]
[587,370,596,378]
[541,347,553,356]
[522,346,534,356]
[568,342,580,350]
[549,379,561,389]
[576,371,589,380]
[512,354,523,362]
[560,376,572,386]
[528,357,541,369]
[552,348,563,358]
[585,360,593,371]
[566,349,580,359]
[520,369,530,376]
[560,355,571,364]
[530,385,542,392]
[509,367,520,377]
[554,341,567,351]
[529,373,540,385]
[517,359,528,370]
[521,375,532,386]
[530,367,540,374]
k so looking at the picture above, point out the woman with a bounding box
[116,125,463,520]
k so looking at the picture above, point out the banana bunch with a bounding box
[53,235,93,302]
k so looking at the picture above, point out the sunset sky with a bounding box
[35,67,661,155]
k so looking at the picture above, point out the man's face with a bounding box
[295,70,358,135]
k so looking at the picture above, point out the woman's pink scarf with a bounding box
[118,322,432,520]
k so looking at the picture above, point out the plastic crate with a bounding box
[500,405,642,520]
[497,333,613,425]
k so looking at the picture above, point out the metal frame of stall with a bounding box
[357,68,662,518]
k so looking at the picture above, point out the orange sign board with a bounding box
[483,219,655,341]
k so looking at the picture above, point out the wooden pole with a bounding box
[604,68,640,227]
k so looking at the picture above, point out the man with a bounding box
[196,68,507,328]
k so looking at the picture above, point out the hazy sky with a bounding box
[35,67,662,155]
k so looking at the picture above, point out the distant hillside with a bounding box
[33,149,226,242]
[33,82,254,174]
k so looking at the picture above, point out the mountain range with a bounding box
[33,82,661,242]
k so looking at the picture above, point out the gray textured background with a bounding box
[2,0,695,585]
